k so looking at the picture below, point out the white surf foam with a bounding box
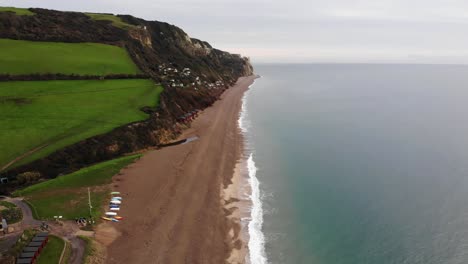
[238,80,268,264]
[247,154,267,264]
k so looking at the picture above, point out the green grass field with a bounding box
[0,39,140,75]
[36,235,65,264]
[0,7,34,16]
[0,79,162,168]
[86,13,135,29]
[15,155,140,220]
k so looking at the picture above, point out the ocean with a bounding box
[241,64,468,264]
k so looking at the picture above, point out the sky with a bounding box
[4,0,468,64]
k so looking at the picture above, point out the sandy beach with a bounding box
[99,76,255,264]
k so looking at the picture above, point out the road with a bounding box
[3,197,42,228]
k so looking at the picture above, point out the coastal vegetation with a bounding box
[0,7,33,16]
[9,229,36,256]
[86,13,135,29]
[35,235,65,264]
[0,79,162,168]
[0,39,140,75]
[14,155,140,219]
[0,200,22,224]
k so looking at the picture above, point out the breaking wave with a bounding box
[239,81,268,264]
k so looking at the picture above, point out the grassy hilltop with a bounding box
[0,36,162,169]
[0,39,140,75]
[0,8,155,171]
[0,79,162,167]
[0,7,33,16]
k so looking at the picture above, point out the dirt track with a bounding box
[104,76,255,264]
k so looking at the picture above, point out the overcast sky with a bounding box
[4,0,468,64]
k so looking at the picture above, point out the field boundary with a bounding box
[0,73,149,82]
[58,238,68,264]
[0,143,48,172]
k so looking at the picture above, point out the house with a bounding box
[16,258,33,264]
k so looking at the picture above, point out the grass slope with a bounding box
[15,155,140,220]
[35,235,65,264]
[0,7,34,16]
[0,79,162,167]
[0,39,140,75]
[86,13,134,29]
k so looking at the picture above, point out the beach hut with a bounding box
[20,250,39,259]
[32,236,47,243]
[19,252,37,259]
[28,241,44,249]
[36,232,48,237]
[22,247,39,253]
[16,258,33,264]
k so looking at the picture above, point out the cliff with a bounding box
[0,8,253,192]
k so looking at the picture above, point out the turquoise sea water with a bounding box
[244,64,468,264]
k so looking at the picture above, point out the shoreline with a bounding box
[97,76,256,264]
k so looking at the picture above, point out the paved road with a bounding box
[4,197,42,228]
[68,236,86,264]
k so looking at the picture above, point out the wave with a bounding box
[239,80,268,264]
[247,154,267,264]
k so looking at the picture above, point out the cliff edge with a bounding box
[0,8,253,192]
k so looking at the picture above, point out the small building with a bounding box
[16,258,33,264]
[19,252,37,259]
[27,241,44,248]
[2,219,8,233]
[22,247,40,253]
[32,236,47,243]
[36,232,48,237]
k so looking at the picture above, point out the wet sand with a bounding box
[103,76,255,264]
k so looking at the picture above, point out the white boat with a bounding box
[110,200,121,205]
[111,192,120,195]
[105,212,117,216]
[111,197,122,200]
[110,207,120,211]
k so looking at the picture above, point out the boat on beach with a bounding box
[105,212,117,216]
[110,200,121,204]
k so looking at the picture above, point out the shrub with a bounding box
[16,172,42,185]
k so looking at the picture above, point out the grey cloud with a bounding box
[3,0,468,63]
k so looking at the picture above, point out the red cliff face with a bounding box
[0,8,253,193]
